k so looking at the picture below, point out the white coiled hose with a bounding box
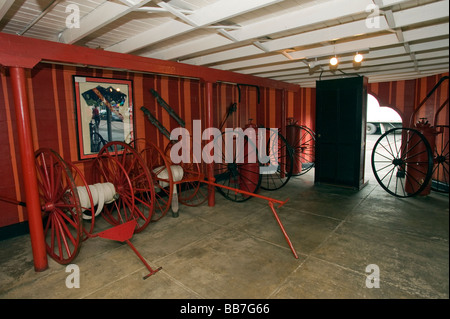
[153,165,184,214]
[76,182,116,220]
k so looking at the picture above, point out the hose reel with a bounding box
[153,164,184,215]
[33,142,161,279]
[76,182,117,220]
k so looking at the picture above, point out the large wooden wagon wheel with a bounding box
[371,127,433,198]
[213,130,262,202]
[431,125,449,193]
[96,141,155,233]
[92,154,135,227]
[132,139,174,221]
[164,138,208,207]
[35,148,82,264]
[259,128,294,191]
[291,125,316,176]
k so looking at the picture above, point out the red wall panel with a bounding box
[0,68,25,225]
[0,63,448,229]
[286,87,316,132]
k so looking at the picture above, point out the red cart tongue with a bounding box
[97,220,137,242]
[97,219,162,279]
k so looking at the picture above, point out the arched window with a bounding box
[366,94,402,135]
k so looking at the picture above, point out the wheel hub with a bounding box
[392,158,404,166]
[436,155,446,164]
[228,163,239,177]
[116,184,125,193]
[42,202,55,212]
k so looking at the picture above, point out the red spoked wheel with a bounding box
[133,139,174,221]
[96,141,155,232]
[93,154,135,229]
[165,139,208,207]
[35,148,82,265]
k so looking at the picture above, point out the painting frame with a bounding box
[73,76,134,160]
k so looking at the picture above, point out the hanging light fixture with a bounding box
[308,58,319,69]
[329,41,339,66]
[354,52,364,63]
[330,56,339,66]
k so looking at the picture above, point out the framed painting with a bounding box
[73,76,134,159]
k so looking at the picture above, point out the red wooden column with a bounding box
[205,81,215,207]
[10,67,48,272]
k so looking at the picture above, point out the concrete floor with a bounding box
[0,137,448,300]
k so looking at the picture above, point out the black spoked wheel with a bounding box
[214,130,261,202]
[259,128,293,191]
[431,125,449,193]
[371,127,433,198]
[290,125,316,176]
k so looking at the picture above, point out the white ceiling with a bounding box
[0,0,448,87]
